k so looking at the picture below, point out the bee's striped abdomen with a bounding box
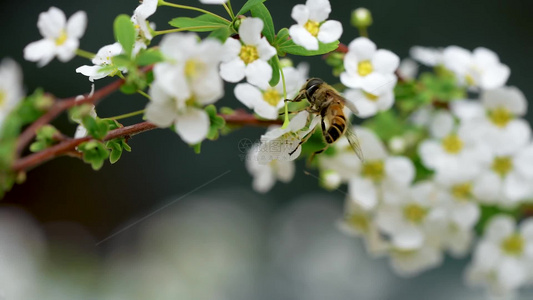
[325,115,346,144]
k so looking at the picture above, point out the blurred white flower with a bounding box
[219,18,276,88]
[0,59,24,131]
[376,181,445,251]
[73,84,96,139]
[246,144,295,193]
[409,46,443,67]
[234,64,307,120]
[337,198,389,256]
[337,128,415,210]
[452,87,530,156]
[388,243,443,278]
[418,110,491,181]
[343,85,395,118]
[258,111,319,163]
[397,58,418,80]
[473,142,533,206]
[145,33,224,144]
[340,37,399,94]
[24,7,87,67]
[133,0,158,40]
[443,46,510,90]
[288,0,343,50]
[465,215,533,298]
[76,43,125,81]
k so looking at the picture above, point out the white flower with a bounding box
[75,43,125,82]
[234,64,308,120]
[443,46,510,90]
[24,7,87,67]
[133,0,158,40]
[397,58,418,80]
[452,87,530,156]
[258,111,320,163]
[340,37,399,94]
[245,144,295,193]
[288,0,343,50]
[465,215,533,298]
[337,198,389,256]
[219,18,277,88]
[0,59,24,131]
[342,128,415,210]
[409,46,443,66]
[418,110,491,182]
[145,33,225,144]
[343,85,395,118]
[73,85,96,139]
[473,143,533,206]
[376,181,445,251]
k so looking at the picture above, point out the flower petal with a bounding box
[291,4,309,25]
[451,202,480,229]
[349,177,377,210]
[66,11,87,39]
[245,60,272,90]
[430,110,454,138]
[275,160,295,182]
[317,20,342,43]
[175,107,210,144]
[344,90,377,118]
[75,65,110,81]
[307,0,331,22]
[38,7,66,39]
[145,101,175,128]
[289,25,318,51]
[372,49,400,74]
[234,83,263,109]
[23,39,56,67]
[239,18,263,45]
[220,58,246,82]
[347,37,376,61]
[393,226,424,250]
[485,215,515,242]
[256,37,276,61]
[385,156,415,186]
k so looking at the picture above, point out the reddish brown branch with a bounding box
[11,111,281,172]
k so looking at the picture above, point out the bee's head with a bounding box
[305,78,324,99]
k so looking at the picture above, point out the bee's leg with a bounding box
[288,124,318,156]
[284,91,306,103]
[308,144,330,164]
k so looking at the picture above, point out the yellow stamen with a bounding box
[346,214,369,232]
[442,134,463,154]
[263,88,281,106]
[184,59,204,79]
[403,204,427,224]
[363,91,379,102]
[0,90,6,108]
[304,20,320,37]
[361,160,385,182]
[465,74,475,86]
[357,60,373,76]
[488,107,512,128]
[501,234,524,256]
[55,30,68,46]
[492,156,513,177]
[239,45,259,65]
[451,182,472,200]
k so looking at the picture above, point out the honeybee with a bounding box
[287,78,364,161]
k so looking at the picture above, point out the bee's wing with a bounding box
[344,120,365,162]
[339,94,359,116]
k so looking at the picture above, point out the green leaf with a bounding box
[111,54,132,68]
[250,3,275,43]
[237,0,267,16]
[114,15,136,57]
[279,40,339,56]
[268,56,280,87]
[120,83,138,95]
[136,48,164,66]
[106,140,123,164]
[169,14,229,31]
[208,26,231,42]
[30,125,59,152]
[78,141,110,171]
[363,110,407,142]
[192,143,201,154]
[205,105,225,141]
[82,116,110,140]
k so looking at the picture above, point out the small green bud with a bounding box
[279,58,294,69]
[351,8,373,28]
[232,16,244,32]
[320,170,342,191]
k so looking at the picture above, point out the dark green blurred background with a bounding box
[1,0,533,268]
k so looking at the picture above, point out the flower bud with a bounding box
[279,58,294,69]
[320,170,342,190]
[351,8,373,28]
